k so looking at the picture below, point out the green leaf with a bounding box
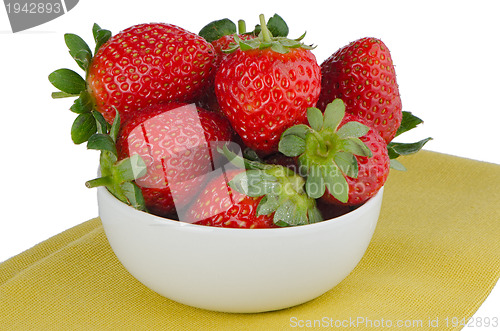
[322,162,349,203]
[256,195,280,216]
[65,33,91,56]
[294,31,307,42]
[87,133,117,155]
[323,99,345,130]
[278,134,306,157]
[71,113,97,144]
[307,206,323,224]
[266,14,289,37]
[73,50,92,72]
[228,171,249,195]
[221,145,247,169]
[280,38,304,48]
[229,169,279,197]
[387,137,432,159]
[390,159,407,171]
[396,111,424,137]
[93,23,112,54]
[49,69,86,95]
[270,42,288,54]
[70,91,93,114]
[292,202,308,226]
[252,24,262,36]
[305,165,325,199]
[250,171,279,196]
[242,148,263,162]
[93,110,109,134]
[199,18,237,42]
[273,199,295,225]
[238,37,255,51]
[334,152,358,178]
[272,195,314,227]
[120,182,147,211]
[64,33,92,71]
[281,124,310,140]
[113,154,147,182]
[337,121,370,139]
[339,138,373,157]
[109,110,121,142]
[307,107,323,131]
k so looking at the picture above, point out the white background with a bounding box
[1,0,499,327]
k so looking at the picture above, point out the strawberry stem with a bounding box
[238,19,246,34]
[259,14,272,42]
[85,176,112,188]
[310,130,329,157]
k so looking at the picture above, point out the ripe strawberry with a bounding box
[87,23,217,123]
[49,23,217,137]
[214,15,321,156]
[196,33,256,112]
[279,99,390,206]
[186,169,277,228]
[184,148,323,228]
[317,37,402,143]
[115,103,233,217]
[322,113,389,205]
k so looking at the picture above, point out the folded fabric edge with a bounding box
[0,218,102,285]
[408,149,500,166]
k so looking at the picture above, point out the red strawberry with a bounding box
[87,23,217,123]
[279,99,390,206]
[186,169,278,228]
[115,102,233,217]
[196,33,256,112]
[322,113,389,205]
[185,149,323,228]
[214,15,321,156]
[318,37,402,143]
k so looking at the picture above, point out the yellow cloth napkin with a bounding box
[1,151,500,330]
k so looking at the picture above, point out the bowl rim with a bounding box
[98,185,384,233]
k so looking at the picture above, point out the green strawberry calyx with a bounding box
[84,110,148,211]
[221,146,323,227]
[198,13,289,43]
[278,99,373,203]
[49,23,111,145]
[224,14,315,54]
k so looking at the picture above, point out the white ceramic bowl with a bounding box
[98,185,383,313]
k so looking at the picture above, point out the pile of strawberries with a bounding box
[50,14,430,228]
